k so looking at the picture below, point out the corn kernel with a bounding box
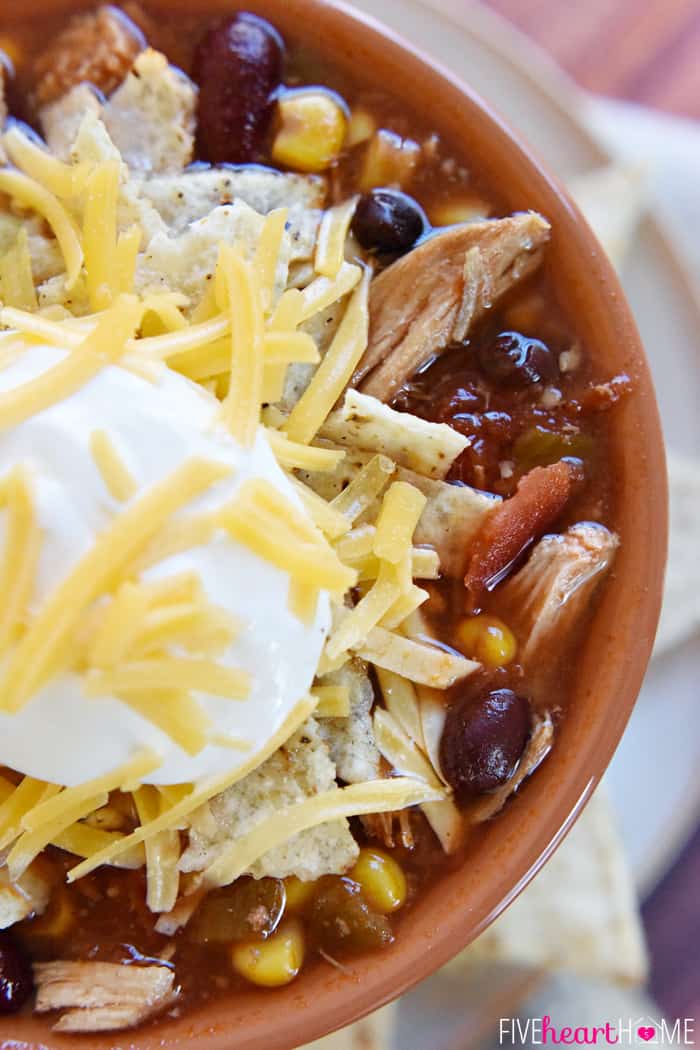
[429,198,490,227]
[272,90,347,174]
[284,876,316,915]
[350,848,407,914]
[346,107,377,148]
[359,129,421,191]
[455,614,517,668]
[231,919,305,988]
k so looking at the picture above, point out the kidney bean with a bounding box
[479,331,558,388]
[194,12,284,164]
[0,932,33,1014]
[439,688,530,799]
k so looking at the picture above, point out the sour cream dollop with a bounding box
[0,343,330,786]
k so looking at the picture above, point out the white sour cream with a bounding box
[0,343,330,786]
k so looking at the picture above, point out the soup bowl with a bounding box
[1,0,667,1047]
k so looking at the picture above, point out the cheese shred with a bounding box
[0,457,231,712]
[284,268,370,444]
[0,169,84,289]
[90,429,138,502]
[66,694,319,881]
[203,777,444,888]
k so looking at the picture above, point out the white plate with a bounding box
[349,0,700,895]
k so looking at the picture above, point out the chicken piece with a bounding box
[362,808,415,850]
[353,212,551,402]
[32,6,145,106]
[34,960,176,1033]
[470,711,554,823]
[464,460,583,607]
[500,522,619,668]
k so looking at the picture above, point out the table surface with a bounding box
[483,0,700,120]
[480,0,700,1026]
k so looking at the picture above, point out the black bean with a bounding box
[194,12,284,164]
[0,932,33,1014]
[478,331,558,387]
[439,688,530,799]
[352,189,427,255]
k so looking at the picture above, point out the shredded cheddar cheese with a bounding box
[298,261,362,323]
[265,431,345,473]
[66,694,319,881]
[311,685,351,718]
[115,225,142,294]
[134,786,180,913]
[202,777,444,888]
[84,658,250,701]
[284,267,370,444]
[117,691,213,757]
[0,468,40,655]
[315,197,358,278]
[83,162,120,311]
[0,296,143,433]
[0,229,38,311]
[254,207,288,312]
[218,244,264,447]
[0,457,231,712]
[90,429,138,502]
[20,752,161,834]
[0,169,84,289]
[325,561,403,662]
[3,125,90,199]
[373,482,427,564]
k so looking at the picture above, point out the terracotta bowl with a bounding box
[2,0,667,1047]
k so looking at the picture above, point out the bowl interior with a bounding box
[0,1,667,1047]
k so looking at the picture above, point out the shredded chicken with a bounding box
[34,960,176,1032]
[470,712,554,823]
[362,808,415,850]
[500,522,620,667]
[32,6,145,106]
[353,212,551,402]
[464,460,582,607]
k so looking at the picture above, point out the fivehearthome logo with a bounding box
[499,1016,696,1045]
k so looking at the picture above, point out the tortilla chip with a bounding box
[135,201,290,305]
[569,164,647,270]
[321,390,469,480]
[40,84,102,161]
[396,467,499,577]
[447,788,648,984]
[179,718,358,882]
[103,49,196,174]
[136,166,324,261]
[317,657,381,783]
[652,452,700,655]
